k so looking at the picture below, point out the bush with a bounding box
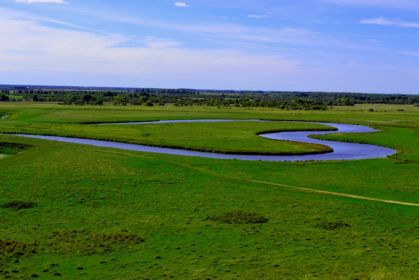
[2,201,36,210]
[0,240,37,260]
[0,94,9,101]
[45,230,144,254]
[207,210,268,224]
[0,142,30,155]
[318,221,351,231]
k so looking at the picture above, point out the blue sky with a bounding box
[1,0,419,93]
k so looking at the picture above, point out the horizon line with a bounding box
[1,84,417,96]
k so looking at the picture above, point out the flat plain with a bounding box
[0,103,418,279]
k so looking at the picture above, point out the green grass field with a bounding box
[0,103,418,279]
[0,120,336,155]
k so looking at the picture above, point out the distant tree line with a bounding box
[0,86,418,110]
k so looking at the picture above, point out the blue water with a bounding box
[16,120,396,162]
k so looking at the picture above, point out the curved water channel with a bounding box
[15,120,396,162]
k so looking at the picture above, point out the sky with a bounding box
[0,0,419,94]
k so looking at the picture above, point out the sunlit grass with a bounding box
[0,103,417,279]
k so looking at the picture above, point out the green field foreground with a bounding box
[0,103,418,279]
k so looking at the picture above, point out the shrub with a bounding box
[207,210,268,224]
[2,201,36,210]
[0,240,37,260]
[45,230,145,255]
[0,143,30,155]
[0,94,9,101]
[318,221,351,231]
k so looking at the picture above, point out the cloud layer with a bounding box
[15,0,67,4]
[360,18,419,29]
[323,0,419,9]
[0,9,299,89]
[1,1,418,93]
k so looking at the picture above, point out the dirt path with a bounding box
[139,153,419,207]
[169,159,419,207]
[247,179,419,207]
[63,148,419,208]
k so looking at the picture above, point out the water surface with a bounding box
[16,120,396,162]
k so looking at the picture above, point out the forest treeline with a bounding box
[0,86,418,110]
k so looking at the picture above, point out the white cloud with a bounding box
[15,0,67,4]
[248,14,270,19]
[398,51,419,58]
[174,2,189,8]
[360,18,419,29]
[97,13,357,48]
[1,6,417,92]
[322,0,419,9]
[0,9,300,89]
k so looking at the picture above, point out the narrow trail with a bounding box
[247,179,419,207]
[159,157,419,207]
[103,149,419,208]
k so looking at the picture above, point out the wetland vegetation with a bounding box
[1,86,418,109]
[0,101,418,279]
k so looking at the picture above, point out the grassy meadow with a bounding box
[0,103,418,279]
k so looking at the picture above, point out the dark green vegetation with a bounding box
[317,221,352,231]
[208,211,269,224]
[2,201,36,210]
[1,85,418,109]
[0,142,30,156]
[0,103,418,279]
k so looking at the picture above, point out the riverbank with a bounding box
[14,121,395,161]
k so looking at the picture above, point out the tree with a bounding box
[0,94,9,101]
[82,94,94,103]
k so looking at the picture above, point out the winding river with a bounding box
[15,120,396,162]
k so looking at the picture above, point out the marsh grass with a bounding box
[44,230,144,255]
[0,230,144,261]
[0,240,37,261]
[0,103,417,279]
[0,122,334,155]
